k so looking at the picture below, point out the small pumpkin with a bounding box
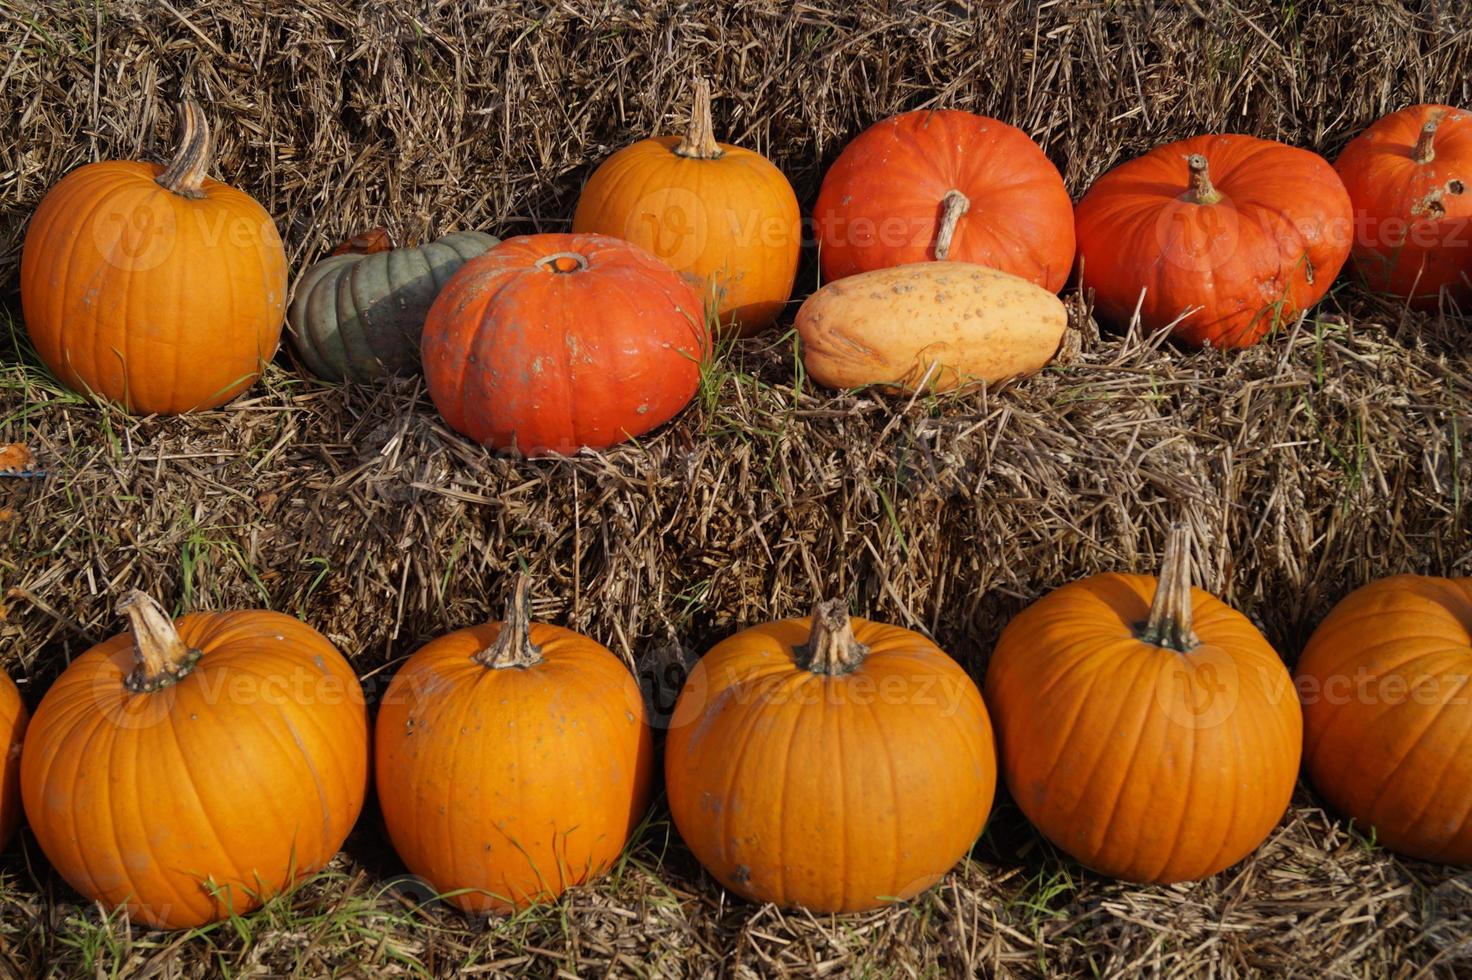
[288,229,500,383]
[985,525,1302,883]
[1334,104,1472,310]
[20,100,287,413]
[813,109,1075,291]
[0,670,26,851]
[1296,575,1472,862]
[422,233,708,456]
[794,261,1067,392]
[573,80,801,336]
[20,591,369,928]
[375,578,653,914]
[1075,134,1353,347]
[665,600,996,913]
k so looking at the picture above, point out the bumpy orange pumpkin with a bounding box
[1296,575,1472,862]
[985,526,1302,883]
[573,80,801,336]
[1334,104,1472,310]
[665,600,996,913]
[20,100,287,413]
[20,591,368,928]
[1075,134,1352,347]
[0,670,26,851]
[375,578,653,914]
[422,233,707,456]
[814,109,1075,291]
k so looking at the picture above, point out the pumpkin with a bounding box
[1296,575,1472,862]
[422,233,708,456]
[0,670,26,851]
[375,577,652,914]
[572,80,801,336]
[20,591,369,928]
[20,100,287,413]
[288,230,499,383]
[794,261,1067,392]
[984,525,1302,883]
[665,600,996,913]
[1334,104,1472,310]
[1075,134,1353,348]
[813,109,1074,291]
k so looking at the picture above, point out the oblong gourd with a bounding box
[288,230,499,383]
[794,261,1067,393]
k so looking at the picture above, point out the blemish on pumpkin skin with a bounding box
[732,865,752,884]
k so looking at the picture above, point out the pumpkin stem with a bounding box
[475,576,544,669]
[535,251,589,274]
[1414,115,1442,164]
[1135,524,1201,653]
[673,79,723,160]
[1186,154,1222,206]
[934,190,972,261]
[119,590,203,693]
[155,99,212,200]
[797,600,869,676]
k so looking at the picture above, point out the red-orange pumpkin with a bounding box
[421,233,708,456]
[1075,134,1353,347]
[0,670,26,851]
[814,109,1074,291]
[375,578,653,913]
[985,526,1302,883]
[1334,104,1472,310]
[20,591,368,928]
[1296,575,1472,863]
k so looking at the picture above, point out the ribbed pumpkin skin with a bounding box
[375,622,653,913]
[814,109,1075,291]
[20,162,287,413]
[288,231,499,382]
[1075,134,1352,348]
[422,233,707,456]
[0,671,26,851]
[20,610,369,928]
[1334,105,1472,310]
[1297,576,1472,863]
[573,138,800,336]
[665,614,996,913]
[985,573,1302,883]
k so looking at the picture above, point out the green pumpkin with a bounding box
[288,231,499,383]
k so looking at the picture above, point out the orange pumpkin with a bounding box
[665,600,996,913]
[375,578,653,914]
[1296,575,1472,862]
[20,100,287,414]
[20,591,368,928]
[1075,134,1353,347]
[814,109,1075,291]
[985,525,1302,883]
[0,670,26,851]
[573,80,801,336]
[422,233,708,456]
[1334,104,1472,310]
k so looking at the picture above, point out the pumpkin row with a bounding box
[19,91,1471,449]
[1,532,1467,928]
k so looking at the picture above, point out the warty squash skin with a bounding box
[19,591,369,929]
[1296,575,1472,863]
[794,261,1067,392]
[0,671,26,851]
[665,601,997,913]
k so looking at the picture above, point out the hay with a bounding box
[2,1,1472,976]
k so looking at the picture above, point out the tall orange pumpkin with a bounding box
[985,526,1302,883]
[573,80,801,336]
[0,670,26,851]
[422,233,708,456]
[813,109,1075,291]
[375,578,653,914]
[665,600,996,913]
[20,100,287,414]
[1296,575,1472,863]
[1075,134,1352,347]
[1334,104,1472,310]
[20,591,368,928]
